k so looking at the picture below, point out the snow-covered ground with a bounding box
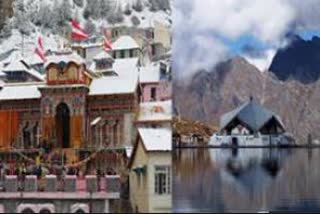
[0,0,171,60]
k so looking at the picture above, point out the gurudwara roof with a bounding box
[220,99,285,132]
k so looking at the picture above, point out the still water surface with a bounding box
[173,148,320,212]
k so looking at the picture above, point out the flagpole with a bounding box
[22,0,25,58]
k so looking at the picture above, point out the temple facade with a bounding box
[0,51,138,163]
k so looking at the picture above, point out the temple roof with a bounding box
[0,83,43,101]
[111,36,139,50]
[220,99,285,132]
[89,58,139,95]
[2,60,44,81]
[44,52,85,68]
[2,60,28,72]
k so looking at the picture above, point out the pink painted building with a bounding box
[139,62,171,102]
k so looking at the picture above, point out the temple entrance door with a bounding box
[55,103,70,148]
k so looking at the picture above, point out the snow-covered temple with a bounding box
[0,50,139,162]
[210,98,293,147]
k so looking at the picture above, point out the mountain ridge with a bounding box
[174,56,320,143]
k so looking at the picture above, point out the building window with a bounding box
[112,30,118,38]
[151,87,156,101]
[154,165,171,195]
[120,50,125,58]
[129,49,134,58]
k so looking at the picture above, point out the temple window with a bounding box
[151,87,157,101]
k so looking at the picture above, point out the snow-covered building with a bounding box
[136,100,172,129]
[71,38,103,64]
[0,51,139,164]
[111,35,141,60]
[139,62,171,102]
[129,127,172,213]
[1,59,44,82]
[107,20,171,59]
[210,98,292,147]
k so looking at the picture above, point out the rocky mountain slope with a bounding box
[174,57,320,143]
[269,35,320,84]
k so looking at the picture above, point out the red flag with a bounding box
[103,30,112,51]
[34,47,45,61]
[34,36,45,62]
[71,19,88,41]
[104,37,112,51]
[38,37,44,52]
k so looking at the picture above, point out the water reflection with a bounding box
[173,148,320,213]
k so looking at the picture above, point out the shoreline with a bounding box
[174,144,320,149]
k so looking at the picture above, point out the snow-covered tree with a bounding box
[99,0,111,18]
[34,2,54,28]
[149,0,170,11]
[12,0,33,35]
[107,6,124,24]
[133,0,144,12]
[131,15,140,26]
[124,3,132,16]
[73,0,84,8]
[83,0,100,20]
[52,1,72,35]
[0,19,13,39]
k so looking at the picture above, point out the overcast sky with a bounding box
[173,0,320,78]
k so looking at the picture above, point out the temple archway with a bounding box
[55,103,70,148]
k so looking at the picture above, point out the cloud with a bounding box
[173,0,320,77]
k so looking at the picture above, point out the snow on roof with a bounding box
[138,127,172,151]
[0,70,6,77]
[139,63,160,83]
[89,72,138,95]
[27,68,45,81]
[0,83,43,101]
[44,52,85,68]
[72,41,103,49]
[138,100,172,122]
[113,57,139,73]
[112,36,139,50]
[2,60,28,72]
[89,58,139,95]
[0,49,22,65]
[24,54,44,65]
[0,79,4,88]
[93,51,113,61]
[2,60,44,81]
